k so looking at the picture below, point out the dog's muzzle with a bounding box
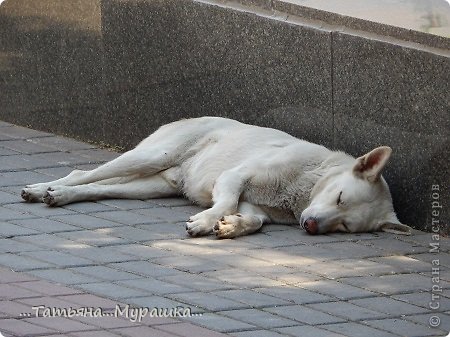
[301,217,319,235]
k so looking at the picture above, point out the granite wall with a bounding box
[0,0,448,232]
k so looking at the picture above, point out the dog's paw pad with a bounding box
[42,191,56,206]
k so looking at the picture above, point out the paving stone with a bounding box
[321,322,399,337]
[0,283,40,300]
[90,210,159,225]
[110,261,182,278]
[152,255,221,273]
[35,166,76,178]
[0,318,57,336]
[405,312,450,332]
[350,296,431,315]
[213,289,291,307]
[24,316,97,332]
[368,255,431,273]
[71,330,123,337]
[15,233,89,250]
[0,170,54,187]
[19,250,94,268]
[203,268,284,288]
[50,213,125,229]
[340,274,439,295]
[299,258,398,279]
[56,229,130,246]
[125,295,191,311]
[161,273,238,292]
[363,318,447,337]
[156,322,229,337]
[0,267,37,283]
[9,218,81,233]
[14,280,82,296]
[265,305,345,325]
[275,325,347,337]
[298,279,377,300]
[146,198,194,207]
[357,237,428,255]
[62,201,119,214]
[107,226,174,242]
[310,241,385,260]
[67,246,139,264]
[168,292,246,311]
[76,282,147,299]
[266,230,346,245]
[0,206,35,221]
[0,147,18,156]
[134,207,191,223]
[74,148,119,161]
[308,301,388,320]
[6,202,76,217]
[219,308,297,328]
[98,199,155,210]
[0,300,36,318]
[392,292,450,311]
[0,139,58,154]
[138,223,189,240]
[232,330,288,337]
[112,326,178,337]
[58,293,121,309]
[0,253,55,271]
[410,253,450,268]
[182,312,256,333]
[118,278,193,296]
[30,136,94,151]
[0,238,43,253]
[255,286,333,304]
[114,244,175,259]
[69,266,143,282]
[0,190,21,204]
[28,268,101,285]
[0,222,41,237]
[0,126,52,139]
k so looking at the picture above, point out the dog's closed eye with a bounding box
[337,191,343,205]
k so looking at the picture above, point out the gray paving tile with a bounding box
[0,139,58,154]
[308,301,388,320]
[203,268,284,288]
[265,305,345,325]
[30,136,94,151]
[76,282,147,299]
[219,308,297,329]
[213,289,291,307]
[6,202,76,217]
[67,246,140,264]
[61,201,118,214]
[9,218,81,233]
[368,255,431,273]
[169,292,246,311]
[298,279,377,300]
[0,238,43,253]
[404,312,450,333]
[363,318,446,337]
[232,330,289,337]
[134,207,191,223]
[182,312,256,333]
[350,296,431,315]
[0,206,36,221]
[15,233,89,250]
[160,273,238,292]
[255,286,333,304]
[110,261,182,278]
[340,274,438,295]
[0,253,55,271]
[321,322,399,337]
[118,278,193,295]
[126,295,192,311]
[90,210,159,225]
[28,268,101,285]
[113,244,175,259]
[50,213,125,229]
[55,229,130,247]
[392,292,450,311]
[0,126,52,139]
[69,266,143,282]
[276,325,347,337]
[98,199,154,210]
[19,250,94,268]
[152,255,222,273]
[0,222,40,237]
[0,190,21,204]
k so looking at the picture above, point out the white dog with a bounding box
[21,117,411,238]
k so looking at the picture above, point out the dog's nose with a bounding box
[303,218,318,235]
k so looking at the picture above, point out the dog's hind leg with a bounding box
[22,147,174,202]
[42,174,179,207]
[213,202,269,239]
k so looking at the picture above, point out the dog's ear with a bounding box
[380,222,412,235]
[353,146,392,183]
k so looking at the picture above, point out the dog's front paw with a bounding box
[213,214,244,239]
[185,212,216,237]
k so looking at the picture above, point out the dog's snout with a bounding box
[303,217,319,235]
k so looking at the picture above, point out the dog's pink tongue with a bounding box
[304,218,318,235]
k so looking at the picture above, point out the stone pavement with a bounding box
[0,120,449,337]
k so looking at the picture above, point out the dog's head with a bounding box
[300,146,412,235]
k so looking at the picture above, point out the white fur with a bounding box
[21,117,411,238]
